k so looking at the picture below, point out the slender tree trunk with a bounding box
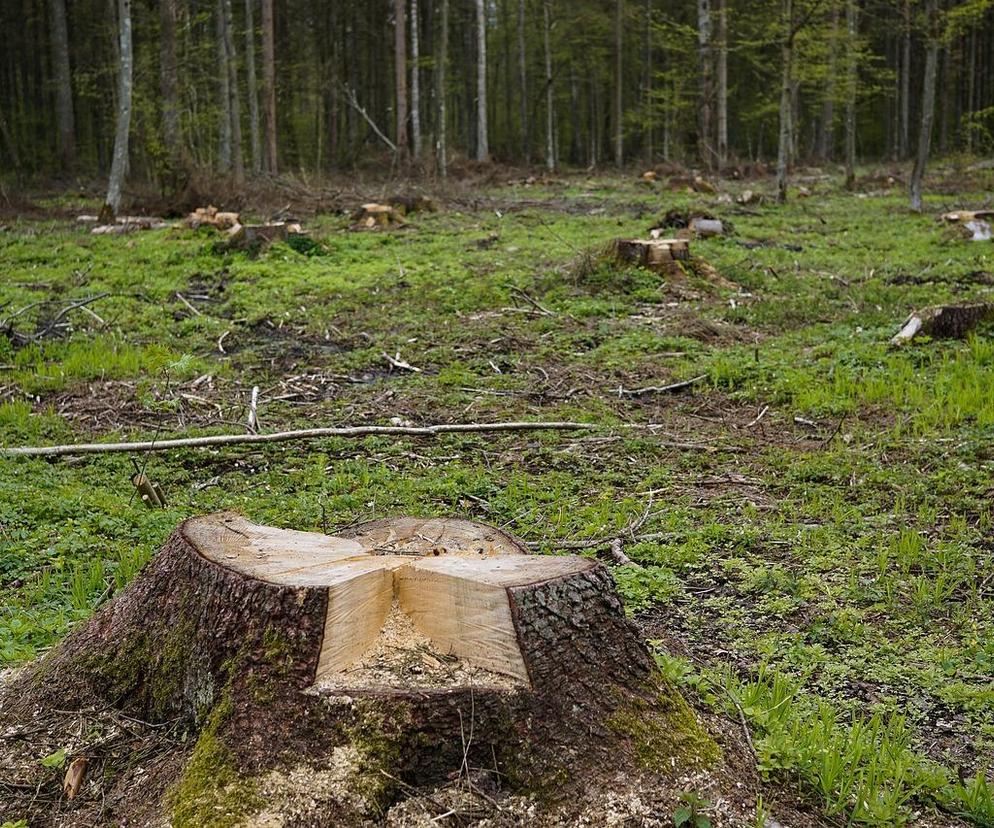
[900,0,910,158]
[543,0,554,169]
[223,0,244,182]
[475,0,488,160]
[437,0,449,176]
[216,0,232,171]
[910,0,939,212]
[411,0,422,160]
[698,0,714,169]
[0,101,21,170]
[644,0,653,163]
[716,0,727,166]
[613,0,623,166]
[844,0,857,190]
[394,0,409,161]
[775,0,793,203]
[938,40,950,154]
[244,0,261,173]
[106,0,132,216]
[966,29,977,153]
[819,4,838,161]
[261,0,277,173]
[518,0,529,160]
[48,0,74,172]
[160,0,182,166]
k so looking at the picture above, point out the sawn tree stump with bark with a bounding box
[2,514,718,826]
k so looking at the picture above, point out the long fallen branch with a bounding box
[0,421,596,458]
[614,374,708,397]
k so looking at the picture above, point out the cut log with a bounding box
[614,238,690,270]
[226,221,292,249]
[185,205,241,230]
[941,209,994,223]
[350,202,407,229]
[891,302,994,345]
[2,513,719,824]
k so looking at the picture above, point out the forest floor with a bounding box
[1,161,993,827]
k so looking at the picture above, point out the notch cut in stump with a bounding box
[3,514,718,825]
[350,203,407,230]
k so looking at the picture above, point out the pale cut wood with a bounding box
[181,514,594,683]
[614,238,690,272]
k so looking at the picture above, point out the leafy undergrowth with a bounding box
[2,167,993,825]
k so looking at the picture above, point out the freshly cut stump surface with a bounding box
[2,513,719,827]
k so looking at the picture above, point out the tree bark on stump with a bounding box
[2,514,717,825]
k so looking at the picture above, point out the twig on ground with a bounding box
[382,351,423,373]
[246,386,260,434]
[0,420,596,458]
[609,538,636,566]
[174,293,202,317]
[747,405,769,428]
[217,330,230,354]
[615,374,708,397]
[509,286,555,317]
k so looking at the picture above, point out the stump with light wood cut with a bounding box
[4,514,718,825]
[614,238,691,271]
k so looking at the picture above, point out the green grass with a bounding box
[1,168,993,824]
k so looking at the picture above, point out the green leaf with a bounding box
[40,748,67,769]
[673,806,693,827]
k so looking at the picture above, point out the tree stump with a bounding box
[614,238,691,271]
[891,301,994,345]
[2,514,718,825]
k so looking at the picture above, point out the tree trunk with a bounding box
[644,0,653,163]
[818,3,838,161]
[0,101,20,170]
[105,0,133,216]
[48,0,74,172]
[216,0,232,171]
[844,0,857,190]
[775,0,793,203]
[543,0,554,169]
[518,0,529,161]
[223,0,244,182]
[394,0,409,161]
[160,0,182,167]
[1,514,716,824]
[411,0,422,160]
[900,0,911,158]
[698,0,714,169]
[437,0,449,177]
[244,0,262,173]
[613,0,623,166]
[261,0,277,174]
[716,0,727,166]
[475,0,488,161]
[910,0,939,212]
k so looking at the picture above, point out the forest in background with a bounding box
[1,0,993,192]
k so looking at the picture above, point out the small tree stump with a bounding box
[226,221,293,249]
[891,302,994,345]
[3,514,718,824]
[351,203,407,229]
[614,238,691,271]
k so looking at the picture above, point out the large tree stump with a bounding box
[2,514,718,826]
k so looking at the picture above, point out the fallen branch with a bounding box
[615,374,708,397]
[0,421,596,458]
[382,351,422,373]
[609,538,636,566]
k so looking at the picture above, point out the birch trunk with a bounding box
[48,0,75,172]
[106,0,133,216]
[245,0,261,173]
[910,0,939,212]
[437,0,449,176]
[261,0,277,173]
[411,0,422,160]
[475,0,489,161]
